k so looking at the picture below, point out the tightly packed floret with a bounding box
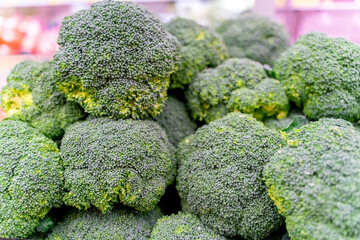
[47,207,162,240]
[154,96,196,146]
[0,60,84,139]
[60,117,175,213]
[273,32,360,122]
[150,212,226,240]
[264,119,360,240]
[187,58,289,123]
[176,113,284,239]
[165,17,228,89]
[0,120,63,238]
[54,0,180,119]
[216,12,290,66]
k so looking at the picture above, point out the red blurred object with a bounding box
[0,107,6,122]
[0,14,59,55]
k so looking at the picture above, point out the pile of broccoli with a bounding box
[1,0,360,239]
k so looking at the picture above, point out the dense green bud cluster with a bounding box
[0,60,84,140]
[264,119,360,240]
[273,32,360,122]
[187,58,289,123]
[54,0,181,119]
[47,207,162,240]
[177,113,284,239]
[154,96,196,146]
[150,212,226,240]
[165,17,228,89]
[0,120,63,238]
[216,12,290,66]
[60,117,175,213]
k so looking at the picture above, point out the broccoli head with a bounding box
[0,60,85,140]
[176,112,284,239]
[0,120,63,238]
[47,207,162,240]
[154,96,196,146]
[264,119,360,240]
[273,32,360,122]
[60,117,175,213]
[186,58,289,123]
[216,12,290,66]
[150,212,226,240]
[54,0,181,119]
[165,17,228,89]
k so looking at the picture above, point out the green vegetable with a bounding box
[154,96,196,146]
[0,61,84,140]
[150,212,226,240]
[165,17,228,89]
[264,119,360,240]
[54,0,181,119]
[177,112,284,239]
[187,58,289,123]
[216,12,290,66]
[47,207,162,240]
[61,117,175,213]
[0,120,63,238]
[273,32,360,122]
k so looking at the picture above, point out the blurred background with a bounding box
[0,0,359,88]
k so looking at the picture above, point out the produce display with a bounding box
[0,0,359,239]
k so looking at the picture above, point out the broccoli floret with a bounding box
[61,117,175,213]
[54,0,180,119]
[47,207,162,240]
[264,110,309,131]
[150,212,226,240]
[264,119,360,240]
[0,120,63,238]
[165,17,228,89]
[186,58,289,123]
[273,32,360,122]
[216,12,290,66]
[154,96,196,146]
[176,112,284,239]
[0,60,85,140]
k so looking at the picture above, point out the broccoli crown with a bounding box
[61,117,175,213]
[0,120,63,238]
[0,60,85,140]
[150,212,226,240]
[264,119,360,240]
[165,17,228,89]
[176,112,284,239]
[47,207,162,240]
[154,96,196,146]
[273,32,360,122]
[186,58,289,123]
[216,12,290,66]
[54,0,181,119]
